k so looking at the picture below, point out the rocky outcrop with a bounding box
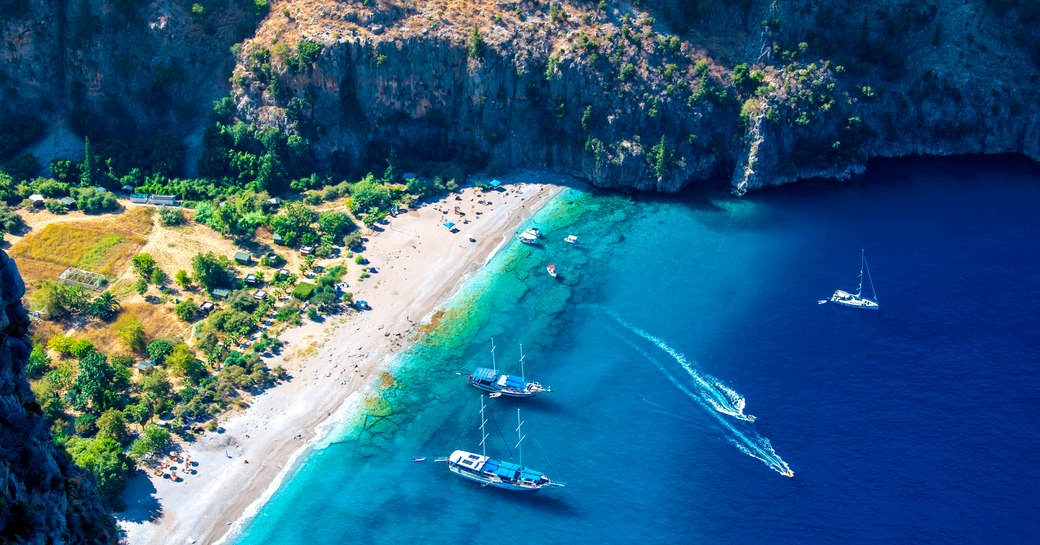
[3,0,1039,192]
[0,251,117,544]
[232,0,1040,193]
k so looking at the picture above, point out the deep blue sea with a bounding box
[235,156,1040,544]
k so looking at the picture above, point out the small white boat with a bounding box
[831,249,879,310]
[413,457,427,462]
[564,235,579,245]
[524,227,542,238]
[488,392,502,398]
[547,264,557,278]
[517,231,538,244]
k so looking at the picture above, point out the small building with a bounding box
[300,245,315,255]
[93,186,108,193]
[234,251,252,265]
[135,361,156,372]
[211,288,231,300]
[129,193,150,204]
[29,194,45,207]
[252,289,268,300]
[149,194,176,206]
[200,301,215,314]
[244,273,258,285]
[277,268,290,277]
[266,197,281,206]
[121,184,134,192]
[272,233,285,245]
[59,196,76,209]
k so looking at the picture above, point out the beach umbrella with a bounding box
[443,221,455,229]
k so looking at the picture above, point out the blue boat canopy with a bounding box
[489,179,502,187]
[504,375,526,390]
[472,367,498,382]
[443,221,456,228]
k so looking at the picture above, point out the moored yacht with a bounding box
[439,396,562,492]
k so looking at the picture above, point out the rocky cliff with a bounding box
[0,251,118,544]
[2,0,1038,191]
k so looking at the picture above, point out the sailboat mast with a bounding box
[490,338,497,373]
[519,343,526,380]
[515,408,525,467]
[857,248,865,296]
[479,395,489,458]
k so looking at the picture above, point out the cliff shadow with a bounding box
[118,470,163,523]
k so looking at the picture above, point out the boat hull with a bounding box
[469,382,538,398]
[831,290,879,310]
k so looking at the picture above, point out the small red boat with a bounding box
[547,264,557,278]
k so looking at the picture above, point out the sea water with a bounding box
[235,156,1040,544]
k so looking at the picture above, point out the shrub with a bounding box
[131,253,156,278]
[175,269,192,289]
[26,345,52,378]
[292,282,316,300]
[174,299,199,322]
[159,206,184,226]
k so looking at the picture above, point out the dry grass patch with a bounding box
[81,303,191,357]
[10,208,153,283]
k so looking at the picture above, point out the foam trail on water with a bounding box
[607,314,793,477]
[609,312,756,422]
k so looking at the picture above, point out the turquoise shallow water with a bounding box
[235,157,1040,544]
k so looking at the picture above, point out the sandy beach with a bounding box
[119,175,564,545]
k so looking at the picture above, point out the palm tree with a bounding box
[88,291,120,321]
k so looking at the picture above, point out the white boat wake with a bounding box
[607,312,793,478]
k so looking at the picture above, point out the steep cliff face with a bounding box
[231,0,1040,193]
[3,0,1039,192]
[0,0,260,169]
[0,251,117,544]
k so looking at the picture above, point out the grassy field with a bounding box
[10,208,153,283]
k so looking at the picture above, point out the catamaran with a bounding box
[830,249,879,310]
[463,340,550,398]
[438,395,562,492]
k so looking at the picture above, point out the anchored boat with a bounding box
[464,340,550,398]
[830,249,880,310]
[438,395,563,492]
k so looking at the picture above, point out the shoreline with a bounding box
[119,174,566,545]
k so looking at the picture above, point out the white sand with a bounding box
[119,175,564,545]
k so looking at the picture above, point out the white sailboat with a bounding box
[438,395,562,491]
[830,249,879,310]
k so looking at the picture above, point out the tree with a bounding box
[66,351,115,412]
[317,210,354,238]
[129,423,171,461]
[26,345,52,378]
[131,253,156,278]
[468,24,484,59]
[174,270,192,289]
[87,291,120,321]
[117,314,146,353]
[269,201,314,246]
[167,344,204,380]
[80,136,96,187]
[30,280,70,319]
[96,408,130,446]
[174,298,199,322]
[146,339,175,365]
[192,252,232,291]
[66,437,130,502]
[139,369,172,414]
[150,267,167,285]
[346,174,390,215]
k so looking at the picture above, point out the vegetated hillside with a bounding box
[3,0,1038,193]
[228,0,1040,192]
[0,250,118,544]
